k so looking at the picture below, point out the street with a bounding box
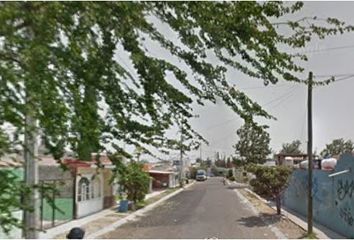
[102,177,278,239]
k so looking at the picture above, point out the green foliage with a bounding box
[234,123,271,164]
[0,2,353,231]
[247,164,292,214]
[228,176,236,182]
[280,140,303,154]
[117,161,150,205]
[320,138,354,157]
[228,168,233,178]
[0,131,10,157]
[1,2,353,163]
[247,164,292,198]
[0,169,30,235]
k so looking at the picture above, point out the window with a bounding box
[78,177,90,202]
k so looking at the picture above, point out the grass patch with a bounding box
[300,232,317,239]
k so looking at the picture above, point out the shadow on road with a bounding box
[236,213,281,228]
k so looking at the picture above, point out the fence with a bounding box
[39,179,74,230]
[283,153,354,238]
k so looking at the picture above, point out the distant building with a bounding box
[143,161,179,189]
[262,159,276,167]
[275,153,321,168]
[275,153,310,165]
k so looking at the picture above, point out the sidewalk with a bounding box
[239,184,346,239]
[39,182,195,239]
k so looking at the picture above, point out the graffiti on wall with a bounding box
[339,206,354,226]
[337,179,354,201]
[283,153,354,238]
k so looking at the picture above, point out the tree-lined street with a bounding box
[102,178,277,239]
[2,2,354,238]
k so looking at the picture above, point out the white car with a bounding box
[196,170,207,181]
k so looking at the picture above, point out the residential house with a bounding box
[144,161,179,189]
[0,153,118,236]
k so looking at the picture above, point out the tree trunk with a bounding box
[276,195,281,215]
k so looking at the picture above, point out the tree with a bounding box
[1,2,352,161]
[247,164,293,215]
[234,123,271,164]
[320,138,354,158]
[1,1,353,233]
[280,140,303,154]
[116,161,150,210]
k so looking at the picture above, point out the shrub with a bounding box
[117,161,150,210]
[228,169,233,178]
[228,176,236,181]
[247,164,292,214]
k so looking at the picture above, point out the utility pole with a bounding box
[23,16,39,238]
[23,91,39,239]
[307,71,313,235]
[179,116,184,187]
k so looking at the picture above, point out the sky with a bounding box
[164,1,354,162]
[4,2,354,163]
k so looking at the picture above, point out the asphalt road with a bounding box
[103,177,277,239]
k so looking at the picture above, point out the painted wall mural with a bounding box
[283,153,354,238]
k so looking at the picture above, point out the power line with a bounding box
[315,73,354,78]
[334,75,354,82]
[315,74,354,87]
[300,44,354,54]
[262,86,297,108]
[239,84,289,90]
[269,87,298,110]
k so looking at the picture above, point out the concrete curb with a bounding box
[233,189,287,239]
[86,181,196,239]
[241,186,346,239]
[38,190,168,239]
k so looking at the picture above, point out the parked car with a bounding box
[196,169,207,181]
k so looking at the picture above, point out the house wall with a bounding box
[102,169,115,208]
[76,167,104,218]
[39,165,72,180]
[283,153,354,238]
[38,165,74,225]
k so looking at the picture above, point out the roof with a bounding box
[148,170,177,175]
[275,153,309,157]
[0,153,115,169]
[0,154,23,168]
[143,163,154,171]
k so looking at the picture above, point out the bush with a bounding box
[228,169,233,178]
[117,161,150,209]
[228,176,235,181]
[247,164,293,214]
